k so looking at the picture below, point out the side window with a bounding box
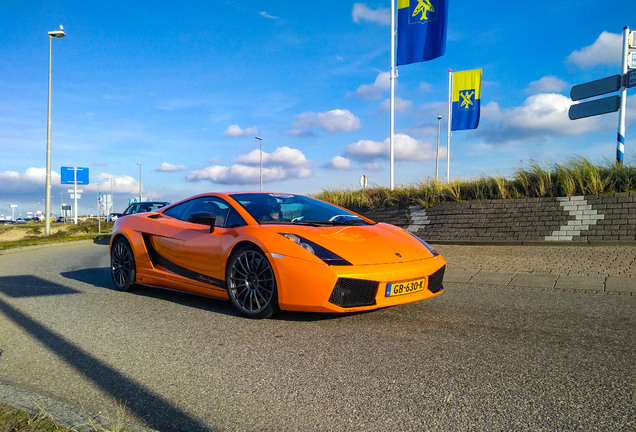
[125,204,139,215]
[162,196,246,228]
[225,208,246,228]
[162,201,191,220]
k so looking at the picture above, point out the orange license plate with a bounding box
[386,277,427,297]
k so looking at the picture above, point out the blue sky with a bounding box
[1,0,634,217]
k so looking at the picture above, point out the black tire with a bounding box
[226,245,279,319]
[110,237,137,291]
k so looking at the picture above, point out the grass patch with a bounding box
[0,220,113,250]
[315,158,635,209]
[0,402,72,432]
[0,401,132,432]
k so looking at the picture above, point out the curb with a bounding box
[445,269,635,294]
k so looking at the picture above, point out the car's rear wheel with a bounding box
[111,237,137,291]
[226,245,278,319]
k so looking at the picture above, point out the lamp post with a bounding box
[109,177,114,215]
[44,25,65,235]
[136,163,142,202]
[255,136,263,191]
[435,115,442,181]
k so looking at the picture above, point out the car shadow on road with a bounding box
[61,267,371,322]
[60,267,112,290]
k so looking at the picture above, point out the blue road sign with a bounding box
[61,167,89,185]
[568,95,620,121]
[570,75,621,101]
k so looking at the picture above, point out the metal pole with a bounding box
[389,0,396,190]
[45,35,53,235]
[255,137,263,191]
[44,26,64,234]
[110,177,114,215]
[617,26,629,165]
[447,69,452,182]
[97,187,101,235]
[435,115,442,181]
[136,163,142,202]
[73,167,78,224]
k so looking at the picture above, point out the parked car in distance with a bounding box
[120,201,170,218]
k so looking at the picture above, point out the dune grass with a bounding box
[315,158,635,209]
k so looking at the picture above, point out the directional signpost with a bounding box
[61,166,89,224]
[569,95,621,120]
[569,26,635,164]
[570,75,622,102]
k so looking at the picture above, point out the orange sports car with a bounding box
[110,192,446,318]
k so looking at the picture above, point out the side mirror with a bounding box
[188,212,217,233]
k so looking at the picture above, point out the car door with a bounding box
[148,196,241,292]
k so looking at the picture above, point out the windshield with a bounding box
[229,193,373,226]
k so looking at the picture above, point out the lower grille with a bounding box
[427,265,446,293]
[329,278,378,308]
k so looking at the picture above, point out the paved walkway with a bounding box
[433,244,635,294]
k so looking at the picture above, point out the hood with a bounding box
[262,223,436,265]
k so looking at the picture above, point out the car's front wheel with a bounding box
[226,245,279,319]
[110,237,137,291]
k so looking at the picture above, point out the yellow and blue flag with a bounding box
[451,69,482,131]
[397,0,449,66]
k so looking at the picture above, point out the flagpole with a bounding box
[447,68,452,182]
[390,0,396,190]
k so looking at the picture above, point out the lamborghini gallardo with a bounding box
[110,192,446,318]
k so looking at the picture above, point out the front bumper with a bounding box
[271,253,447,313]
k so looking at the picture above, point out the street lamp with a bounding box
[435,115,442,181]
[44,25,65,235]
[136,163,142,202]
[255,136,263,191]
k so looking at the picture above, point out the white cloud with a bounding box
[291,109,361,135]
[324,156,353,170]
[223,124,258,137]
[526,76,568,95]
[378,97,414,114]
[344,133,439,162]
[566,32,622,68]
[259,11,279,20]
[156,162,186,172]
[352,3,390,25]
[480,93,605,143]
[0,167,59,193]
[187,146,313,185]
[355,72,390,99]
[96,173,141,194]
[236,146,310,168]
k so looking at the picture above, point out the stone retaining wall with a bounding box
[355,192,636,244]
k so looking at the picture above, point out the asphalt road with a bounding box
[0,241,634,431]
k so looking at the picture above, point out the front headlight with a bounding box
[279,233,351,266]
[281,234,315,254]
